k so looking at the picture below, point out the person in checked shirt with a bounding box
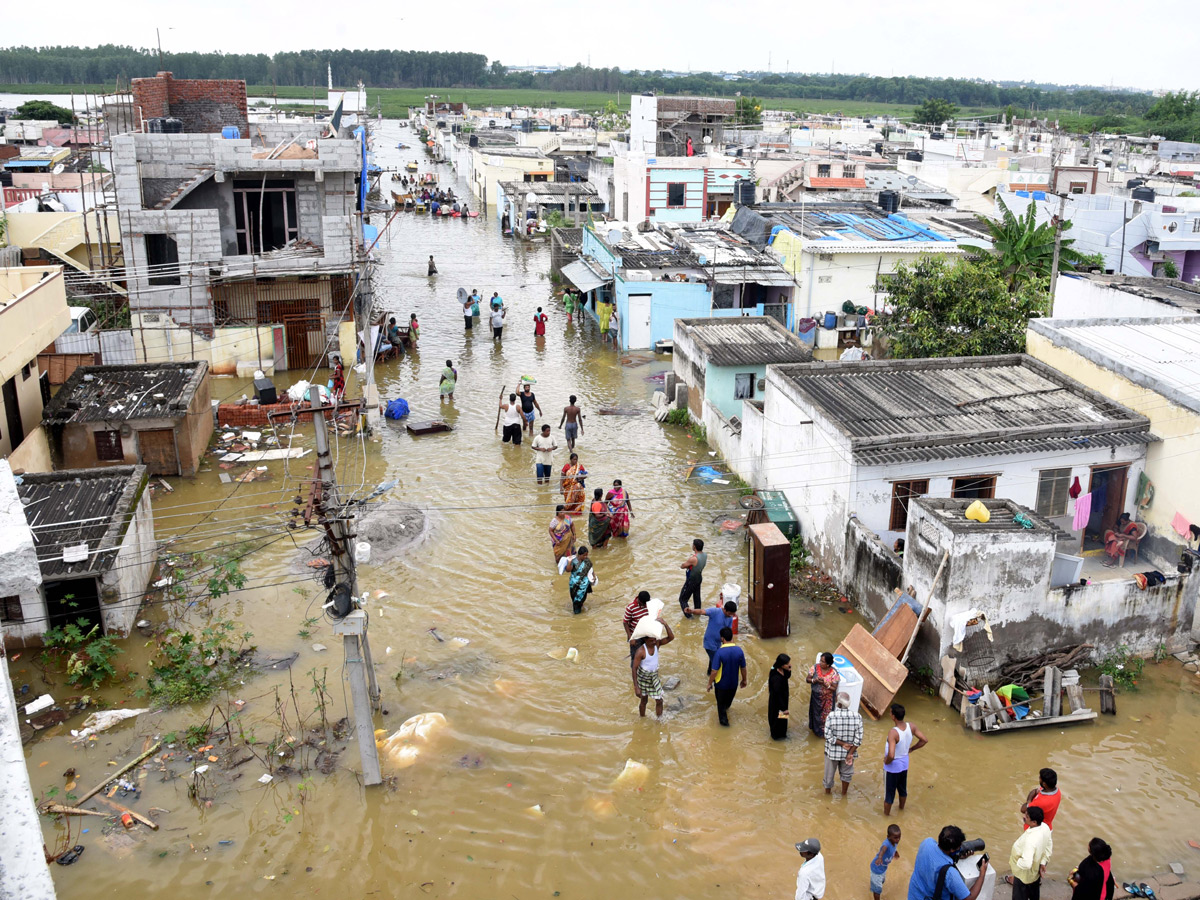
[823,691,864,796]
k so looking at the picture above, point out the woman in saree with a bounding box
[1102,512,1140,567]
[439,359,457,402]
[588,487,611,549]
[549,504,576,566]
[566,545,594,614]
[560,453,587,516]
[330,358,346,400]
[606,479,634,539]
[805,652,841,738]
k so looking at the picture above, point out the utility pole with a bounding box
[309,386,382,786]
[1048,194,1066,305]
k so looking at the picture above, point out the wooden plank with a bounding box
[873,604,919,659]
[938,655,956,707]
[981,711,1098,733]
[837,624,909,719]
[405,420,453,436]
[1099,674,1116,715]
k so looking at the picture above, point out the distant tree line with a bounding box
[0,46,1157,118]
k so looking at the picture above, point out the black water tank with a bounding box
[737,179,755,206]
[875,142,884,155]
[905,150,924,162]
[163,117,183,134]
[736,147,744,158]
[1126,178,1144,189]
[930,131,944,140]
[253,378,278,405]
[878,190,900,212]
[468,134,479,147]
[1131,186,1156,201]
[0,171,12,187]
[521,119,533,133]
[147,117,166,133]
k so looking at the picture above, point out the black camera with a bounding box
[954,839,986,860]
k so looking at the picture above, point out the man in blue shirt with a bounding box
[907,826,989,900]
[684,598,737,678]
[707,627,747,727]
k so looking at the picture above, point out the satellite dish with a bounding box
[53,163,65,175]
[607,229,622,244]
[698,254,708,266]
[456,287,468,302]
[907,175,919,184]
[703,135,713,144]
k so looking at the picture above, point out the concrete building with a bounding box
[729,202,991,328]
[1052,272,1200,319]
[671,317,811,463]
[0,265,71,458]
[111,78,364,373]
[1,462,155,644]
[611,153,755,223]
[564,224,710,350]
[464,145,553,207]
[41,361,213,476]
[892,497,1197,678]
[495,181,604,237]
[627,95,736,157]
[131,70,249,135]
[728,355,1154,579]
[1027,315,1200,563]
[999,190,1200,282]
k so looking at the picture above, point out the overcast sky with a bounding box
[6,0,1196,92]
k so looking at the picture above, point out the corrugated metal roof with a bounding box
[42,362,208,425]
[562,259,612,294]
[776,355,1153,464]
[679,317,811,366]
[1031,318,1200,416]
[17,467,146,579]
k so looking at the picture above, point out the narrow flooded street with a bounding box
[14,119,1200,898]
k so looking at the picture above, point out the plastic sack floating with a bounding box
[71,708,149,742]
[385,399,410,419]
[965,500,990,523]
[377,712,447,769]
[612,759,650,790]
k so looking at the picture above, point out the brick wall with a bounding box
[216,400,364,428]
[130,71,249,135]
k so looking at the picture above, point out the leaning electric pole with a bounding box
[308,386,382,786]
[1049,194,1066,304]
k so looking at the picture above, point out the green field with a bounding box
[2,82,1009,121]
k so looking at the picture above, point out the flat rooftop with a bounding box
[677,316,812,367]
[1068,273,1200,313]
[17,466,146,578]
[774,354,1155,466]
[42,361,208,425]
[914,497,1062,536]
[1029,316,1200,417]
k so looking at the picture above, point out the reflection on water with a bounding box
[16,119,1200,897]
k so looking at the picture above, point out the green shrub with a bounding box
[146,618,254,706]
[1099,644,1145,690]
[664,407,690,425]
[789,534,811,574]
[41,619,122,689]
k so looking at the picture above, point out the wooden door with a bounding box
[748,522,790,639]
[139,427,179,475]
[283,316,322,370]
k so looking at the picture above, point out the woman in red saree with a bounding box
[560,453,587,516]
[606,479,634,538]
[1102,513,1139,567]
[549,505,576,565]
[805,652,841,737]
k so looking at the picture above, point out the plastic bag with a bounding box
[71,708,149,741]
[384,399,410,420]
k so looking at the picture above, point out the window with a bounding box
[21,363,31,381]
[818,275,832,283]
[734,372,755,400]
[94,429,124,461]
[1069,182,1088,194]
[843,166,857,179]
[1193,218,1200,234]
[145,234,181,285]
[952,474,997,499]
[0,595,23,624]
[1035,467,1072,517]
[667,183,686,208]
[233,179,299,255]
[817,164,831,178]
[889,479,928,531]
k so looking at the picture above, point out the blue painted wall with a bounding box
[705,362,767,420]
[615,277,710,350]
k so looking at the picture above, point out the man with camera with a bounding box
[907,826,990,900]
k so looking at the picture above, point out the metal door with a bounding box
[283,316,323,370]
[627,294,652,349]
[2,376,24,451]
[138,427,180,475]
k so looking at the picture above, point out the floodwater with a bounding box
[14,119,1200,898]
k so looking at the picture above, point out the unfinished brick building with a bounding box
[131,71,249,135]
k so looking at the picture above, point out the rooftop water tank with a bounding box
[905,150,924,162]
[736,178,755,207]
[221,125,241,139]
[162,117,183,134]
[1126,178,1144,189]
[468,134,479,147]
[878,190,900,213]
[1131,186,1156,201]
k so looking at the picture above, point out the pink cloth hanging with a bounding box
[1172,511,1193,538]
[1073,492,1093,532]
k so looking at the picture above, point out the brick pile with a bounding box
[216,399,363,428]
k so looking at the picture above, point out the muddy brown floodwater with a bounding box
[14,120,1200,898]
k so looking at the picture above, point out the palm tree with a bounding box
[965,202,1092,292]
